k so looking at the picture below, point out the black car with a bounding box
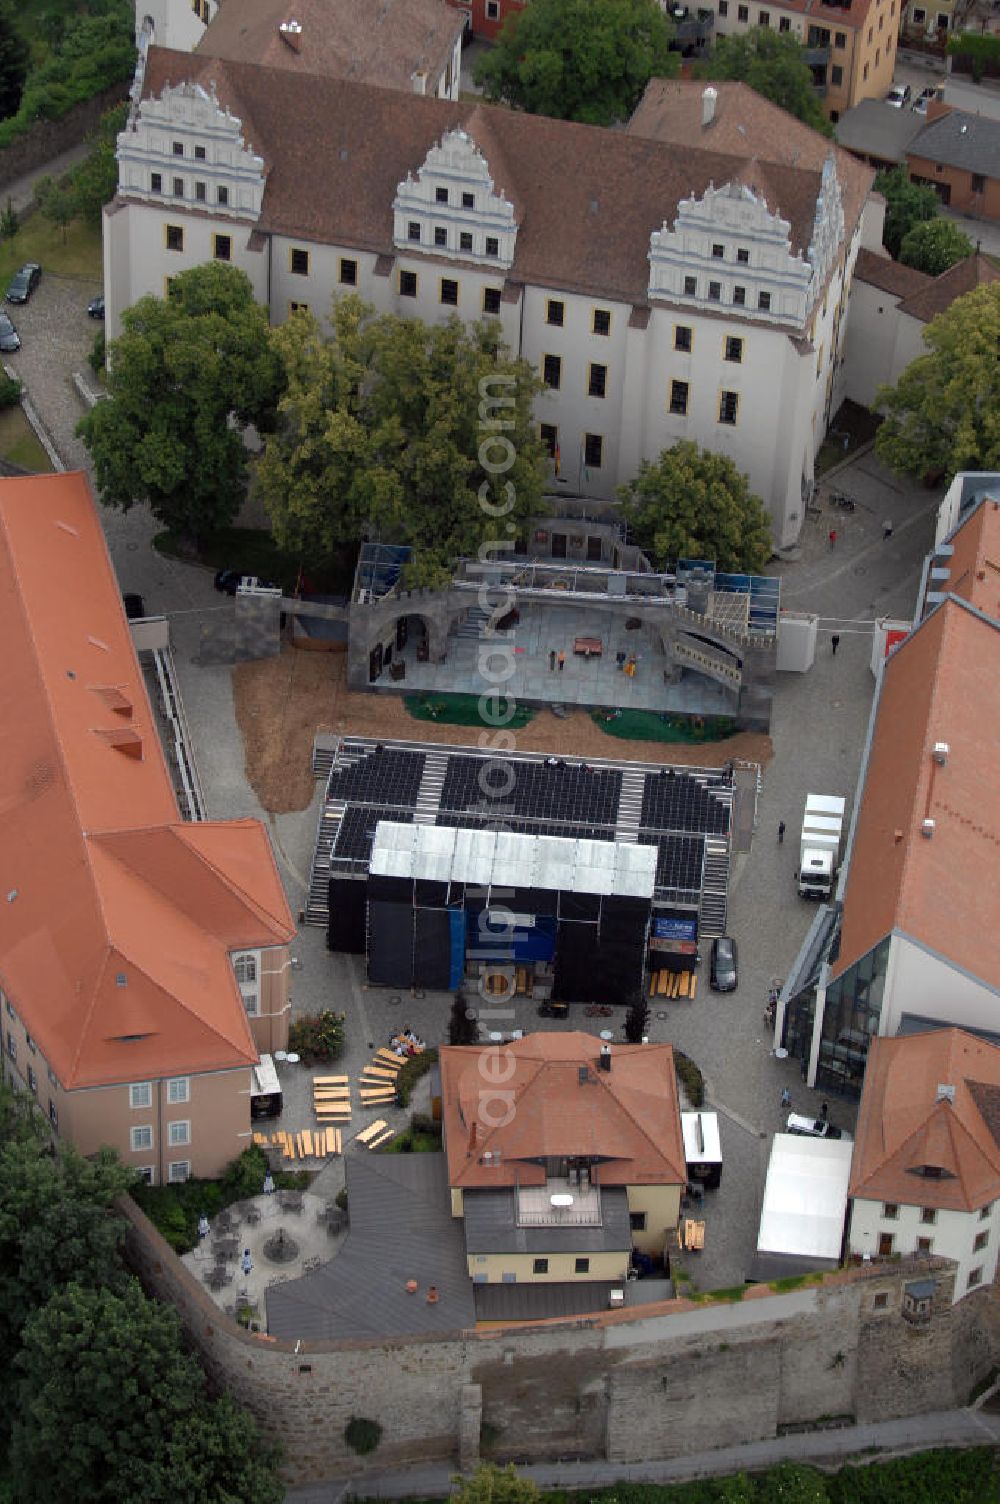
[213,567,277,595]
[87,294,105,319]
[709,936,738,992]
[0,312,20,352]
[6,263,41,304]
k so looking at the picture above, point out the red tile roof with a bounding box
[140,50,847,303]
[897,252,1000,325]
[0,473,295,1089]
[936,493,1000,618]
[835,555,1000,991]
[439,1032,686,1189]
[850,1030,1000,1212]
[854,246,932,300]
[195,0,464,94]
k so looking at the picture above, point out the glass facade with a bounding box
[815,937,890,1098]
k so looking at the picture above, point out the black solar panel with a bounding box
[331,806,413,867]
[639,771,730,836]
[327,748,425,807]
[437,813,615,841]
[639,832,706,892]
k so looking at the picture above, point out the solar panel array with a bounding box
[645,833,706,892]
[327,747,425,807]
[441,813,615,842]
[640,771,730,836]
[439,755,621,831]
[332,805,413,867]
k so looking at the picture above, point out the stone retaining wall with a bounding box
[0,84,128,194]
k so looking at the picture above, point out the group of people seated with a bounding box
[390,1026,425,1058]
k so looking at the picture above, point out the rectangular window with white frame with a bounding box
[130,1082,152,1110]
[167,1077,189,1105]
[130,1125,153,1152]
[168,1120,191,1147]
[168,1161,191,1184]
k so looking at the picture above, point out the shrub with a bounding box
[0,198,17,238]
[288,1009,345,1063]
[410,1111,442,1138]
[344,1416,382,1455]
[88,330,105,374]
[395,1046,438,1107]
[334,1187,348,1211]
[0,373,22,408]
[675,1050,705,1108]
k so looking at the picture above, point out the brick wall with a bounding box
[119,1199,1000,1486]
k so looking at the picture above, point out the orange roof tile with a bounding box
[854,246,932,301]
[935,494,1000,618]
[835,587,1000,991]
[897,252,1000,325]
[850,1029,1000,1211]
[439,1032,686,1189]
[0,473,295,1089]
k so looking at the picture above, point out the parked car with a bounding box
[709,935,738,992]
[786,1113,850,1141]
[213,567,278,596]
[6,262,41,304]
[912,86,938,116]
[0,312,20,352]
[886,83,911,108]
[87,294,105,319]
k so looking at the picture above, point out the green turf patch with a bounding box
[0,405,52,473]
[406,692,535,728]
[592,709,737,743]
[0,215,103,286]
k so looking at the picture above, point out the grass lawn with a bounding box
[592,709,737,744]
[0,214,103,285]
[0,404,53,472]
[381,1130,442,1153]
[406,691,535,728]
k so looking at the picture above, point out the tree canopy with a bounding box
[473,0,678,125]
[258,297,547,587]
[698,29,833,136]
[898,215,974,276]
[77,263,285,543]
[874,283,1000,482]
[452,1464,543,1504]
[0,4,29,121]
[617,441,772,573]
[873,166,940,260]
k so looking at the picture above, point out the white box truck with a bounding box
[798,794,845,900]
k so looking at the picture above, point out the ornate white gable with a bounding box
[807,155,845,299]
[117,80,265,220]
[648,180,812,329]
[393,127,517,269]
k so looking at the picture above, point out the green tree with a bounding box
[259,297,547,586]
[624,995,650,1043]
[474,0,678,125]
[874,283,1000,482]
[11,1281,282,1503]
[34,171,75,240]
[67,101,128,226]
[873,165,940,259]
[452,1463,542,1504]
[77,263,285,544]
[698,28,833,136]
[449,992,480,1045]
[618,441,772,572]
[898,215,974,276]
[0,6,29,121]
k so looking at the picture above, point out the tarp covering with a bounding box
[756,1134,852,1260]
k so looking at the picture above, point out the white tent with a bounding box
[756,1133,853,1260]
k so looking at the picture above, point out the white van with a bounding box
[250,1053,283,1118]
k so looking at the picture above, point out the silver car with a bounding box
[0,311,20,352]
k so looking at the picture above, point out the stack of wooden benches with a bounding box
[359,1050,403,1108]
[648,970,698,1000]
[356,1118,395,1150]
[256,1127,343,1162]
[313,1074,352,1126]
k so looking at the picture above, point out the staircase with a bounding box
[413,749,449,825]
[454,605,492,640]
[698,836,730,938]
[305,803,343,927]
[615,768,646,844]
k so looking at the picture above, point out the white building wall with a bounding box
[135,0,210,53]
[848,1195,1000,1300]
[882,934,1000,1037]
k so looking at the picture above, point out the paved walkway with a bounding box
[285,1405,1000,1500]
[0,141,91,216]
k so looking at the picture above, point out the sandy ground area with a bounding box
[233,645,772,813]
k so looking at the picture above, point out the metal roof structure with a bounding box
[682,1110,722,1166]
[370,820,657,897]
[756,1133,853,1262]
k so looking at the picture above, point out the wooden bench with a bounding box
[361,1065,398,1080]
[313,1076,349,1086]
[689,975,698,1000]
[373,1051,403,1069]
[356,1119,388,1145]
[314,1089,351,1099]
[682,1218,705,1251]
[368,1128,395,1149]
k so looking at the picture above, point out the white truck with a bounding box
[798,794,845,900]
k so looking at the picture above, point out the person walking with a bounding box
[781,1087,792,1109]
[557,650,566,672]
[548,649,556,671]
[883,519,894,541]
[831,633,840,656]
[778,820,786,844]
[241,1248,253,1277]
[820,1101,829,1121]
[828,528,837,549]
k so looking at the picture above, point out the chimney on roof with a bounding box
[599,1044,612,1072]
[702,86,718,129]
[936,1084,956,1104]
[279,19,302,51]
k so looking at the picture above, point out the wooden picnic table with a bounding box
[279,1191,304,1214]
[682,1218,705,1251]
[213,1236,239,1259]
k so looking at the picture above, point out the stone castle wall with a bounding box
[119,1198,999,1486]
